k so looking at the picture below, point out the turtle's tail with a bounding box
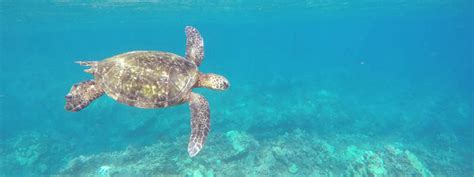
[75,61,98,74]
[75,61,98,67]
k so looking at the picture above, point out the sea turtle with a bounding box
[65,26,230,157]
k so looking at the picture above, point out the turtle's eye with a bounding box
[217,77,229,90]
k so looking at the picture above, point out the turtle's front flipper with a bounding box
[187,92,210,157]
[185,26,204,66]
[65,80,104,112]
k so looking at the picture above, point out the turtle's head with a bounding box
[195,73,230,90]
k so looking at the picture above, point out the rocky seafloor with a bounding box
[58,130,440,176]
[1,75,472,176]
[1,128,470,176]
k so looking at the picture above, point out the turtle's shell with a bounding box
[95,51,198,108]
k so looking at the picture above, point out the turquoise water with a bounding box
[1,1,473,176]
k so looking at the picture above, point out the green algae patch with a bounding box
[382,145,434,177]
[346,150,386,177]
[225,130,250,153]
[343,145,365,161]
[365,151,387,176]
[404,150,434,177]
[288,163,299,174]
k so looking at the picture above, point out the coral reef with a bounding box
[0,131,74,175]
[57,129,442,176]
[383,145,433,177]
[346,150,387,177]
[9,132,47,167]
[225,130,252,154]
[61,144,168,176]
[343,145,434,177]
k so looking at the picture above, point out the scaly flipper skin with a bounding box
[185,26,204,66]
[188,92,210,157]
[65,80,104,112]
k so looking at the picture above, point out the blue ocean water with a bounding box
[0,1,473,176]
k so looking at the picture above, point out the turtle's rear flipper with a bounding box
[187,92,210,157]
[65,80,104,112]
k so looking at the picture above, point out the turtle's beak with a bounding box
[222,79,230,90]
